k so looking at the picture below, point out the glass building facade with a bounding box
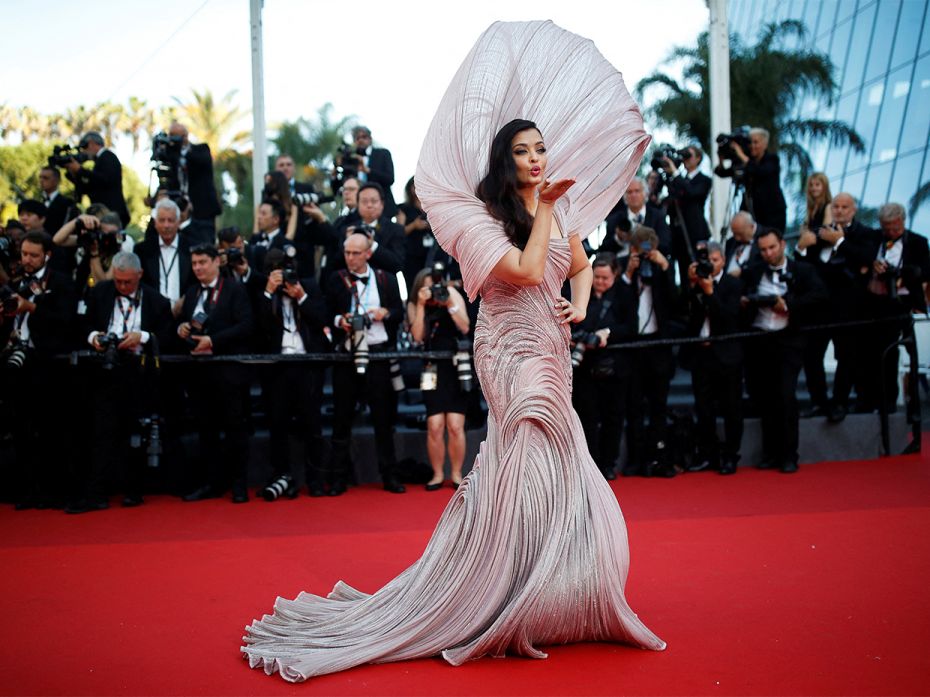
[729,0,930,233]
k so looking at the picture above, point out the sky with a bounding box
[5,0,710,201]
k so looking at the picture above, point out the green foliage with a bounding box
[636,20,864,203]
[269,103,356,193]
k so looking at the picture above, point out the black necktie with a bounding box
[351,274,369,285]
[635,213,644,224]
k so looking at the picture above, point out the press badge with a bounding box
[420,362,438,391]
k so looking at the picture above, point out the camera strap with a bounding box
[115,290,140,335]
[159,245,179,296]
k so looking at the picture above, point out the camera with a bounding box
[429,262,450,304]
[453,339,474,392]
[276,245,300,286]
[570,330,600,368]
[151,131,184,195]
[73,218,122,257]
[261,473,298,501]
[650,145,688,171]
[335,144,361,178]
[2,337,29,369]
[715,127,751,177]
[348,309,372,374]
[292,191,335,207]
[47,144,89,169]
[96,332,122,371]
[224,247,244,266]
[356,223,377,238]
[694,245,713,280]
[389,359,405,392]
[186,310,209,347]
[131,415,163,469]
[638,241,655,281]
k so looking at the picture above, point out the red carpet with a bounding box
[1,452,928,696]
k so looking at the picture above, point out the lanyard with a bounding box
[159,244,179,295]
[116,293,139,335]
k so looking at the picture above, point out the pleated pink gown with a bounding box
[241,19,666,682]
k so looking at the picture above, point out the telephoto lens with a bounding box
[389,359,405,392]
[261,473,298,501]
[453,339,473,392]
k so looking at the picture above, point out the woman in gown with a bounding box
[241,20,665,682]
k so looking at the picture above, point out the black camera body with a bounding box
[186,310,209,347]
[151,131,184,195]
[429,262,450,304]
[224,247,244,266]
[695,245,714,280]
[73,218,122,257]
[335,145,362,179]
[650,145,688,171]
[349,310,371,333]
[276,245,300,286]
[97,332,122,371]
[715,127,752,175]
[48,144,89,169]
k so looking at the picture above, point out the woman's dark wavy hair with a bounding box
[476,118,540,249]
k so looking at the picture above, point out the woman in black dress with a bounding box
[407,266,471,489]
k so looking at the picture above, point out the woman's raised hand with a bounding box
[538,178,575,205]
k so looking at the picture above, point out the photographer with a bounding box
[569,255,629,481]
[724,212,763,277]
[257,247,329,499]
[859,203,930,413]
[177,244,254,504]
[603,178,671,257]
[322,182,405,282]
[52,212,127,297]
[64,252,173,513]
[796,191,876,421]
[618,226,676,477]
[218,227,265,305]
[741,228,826,473]
[661,146,712,286]
[165,122,221,234]
[326,232,405,495]
[333,126,396,217]
[63,132,130,227]
[0,222,24,287]
[681,242,743,474]
[408,264,471,490]
[134,199,194,314]
[717,127,787,233]
[398,177,442,291]
[38,166,76,235]
[1,231,77,509]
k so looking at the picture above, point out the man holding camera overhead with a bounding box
[741,228,825,474]
[2,231,77,510]
[659,146,712,286]
[65,251,173,514]
[335,126,396,218]
[716,127,787,234]
[681,242,744,475]
[326,232,405,496]
[64,132,130,227]
[176,244,254,503]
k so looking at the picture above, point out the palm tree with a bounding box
[637,20,864,195]
[172,88,251,158]
[270,103,356,190]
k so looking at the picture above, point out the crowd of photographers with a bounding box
[0,123,927,513]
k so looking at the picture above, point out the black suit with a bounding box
[43,191,76,236]
[724,236,762,277]
[258,277,329,491]
[326,267,403,488]
[177,276,253,497]
[182,143,221,223]
[3,266,77,507]
[667,172,711,282]
[321,218,406,285]
[681,274,744,466]
[741,152,787,233]
[615,258,677,474]
[741,259,826,467]
[80,281,173,502]
[797,222,876,411]
[134,236,194,306]
[366,148,397,217]
[605,203,672,256]
[859,229,930,411]
[66,150,130,226]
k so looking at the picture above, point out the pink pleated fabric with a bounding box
[241,21,664,683]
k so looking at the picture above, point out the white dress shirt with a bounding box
[753,264,789,332]
[159,236,181,303]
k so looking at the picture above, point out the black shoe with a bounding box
[121,495,144,507]
[718,460,737,475]
[647,461,676,478]
[383,477,406,494]
[621,463,645,477]
[757,456,778,470]
[64,498,109,514]
[780,460,799,474]
[14,501,35,511]
[827,403,848,423]
[801,404,827,418]
[425,480,444,491]
[686,459,714,473]
[327,481,347,497]
[307,483,325,497]
[232,484,249,503]
[182,485,222,502]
